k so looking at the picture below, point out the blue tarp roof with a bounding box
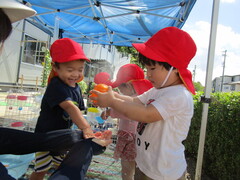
[26,0,196,46]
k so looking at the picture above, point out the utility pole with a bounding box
[193,65,196,82]
[220,50,227,92]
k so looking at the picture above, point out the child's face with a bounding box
[145,63,180,89]
[118,83,135,96]
[53,60,85,87]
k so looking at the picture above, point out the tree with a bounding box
[115,46,144,69]
[194,81,204,92]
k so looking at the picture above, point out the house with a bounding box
[0,19,130,91]
[212,75,240,92]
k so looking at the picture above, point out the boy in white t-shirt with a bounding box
[90,27,197,180]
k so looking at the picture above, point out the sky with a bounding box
[182,0,240,85]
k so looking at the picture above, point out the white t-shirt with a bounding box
[136,84,193,180]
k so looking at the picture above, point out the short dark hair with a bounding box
[0,9,12,44]
[54,62,60,68]
[138,53,175,71]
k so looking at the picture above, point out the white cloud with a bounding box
[183,21,240,85]
[221,0,235,3]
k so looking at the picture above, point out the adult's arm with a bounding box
[0,128,84,155]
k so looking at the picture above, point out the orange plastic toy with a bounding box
[90,83,108,103]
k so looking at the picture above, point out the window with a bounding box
[230,85,235,91]
[22,35,48,66]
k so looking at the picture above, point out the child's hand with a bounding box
[92,130,113,146]
[90,86,115,107]
[82,127,95,139]
[101,109,110,120]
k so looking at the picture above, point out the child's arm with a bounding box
[114,90,142,104]
[59,100,94,139]
[91,87,163,123]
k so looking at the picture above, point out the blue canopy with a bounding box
[27,0,196,46]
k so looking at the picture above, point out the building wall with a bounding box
[222,84,231,92]
[212,75,240,92]
[235,84,240,91]
[81,43,130,70]
[81,43,130,82]
[18,22,51,86]
[232,75,240,82]
[0,20,130,90]
[0,21,24,85]
[0,20,51,88]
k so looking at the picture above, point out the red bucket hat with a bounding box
[50,38,90,63]
[112,64,153,95]
[132,27,197,94]
[94,72,113,86]
[48,38,90,83]
[131,79,153,95]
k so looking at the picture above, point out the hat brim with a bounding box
[1,1,36,23]
[178,68,195,95]
[133,43,196,95]
[65,54,90,62]
[112,79,153,95]
[111,64,145,88]
[111,80,123,88]
[132,43,167,63]
[131,79,153,95]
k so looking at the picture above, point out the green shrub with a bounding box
[185,92,240,179]
[78,80,88,94]
[41,49,51,87]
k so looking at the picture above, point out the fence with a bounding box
[18,75,41,91]
[1,88,44,132]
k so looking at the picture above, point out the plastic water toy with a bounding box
[6,95,16,110]
[11,121,24,127]
[87,107,100,126]
[10,121,24,130]
[90,84,108,103]
[95,116,104,124]
[17,95,28,110]
[17,96,28,101]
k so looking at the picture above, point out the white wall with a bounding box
[81,43,130,80]
[235,84,240,91]
[1,21,130,87]
[0,20,51,86]
[18,22,50,84]
[0,21,24,84]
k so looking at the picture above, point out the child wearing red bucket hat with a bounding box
[100,64,153,180]
[31,38,112,180]
[90,27,196,180]
[94,72,113,86]
[0,2,111,180]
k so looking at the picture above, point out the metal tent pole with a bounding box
[53,16,60,41]
[195,0,220,179]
